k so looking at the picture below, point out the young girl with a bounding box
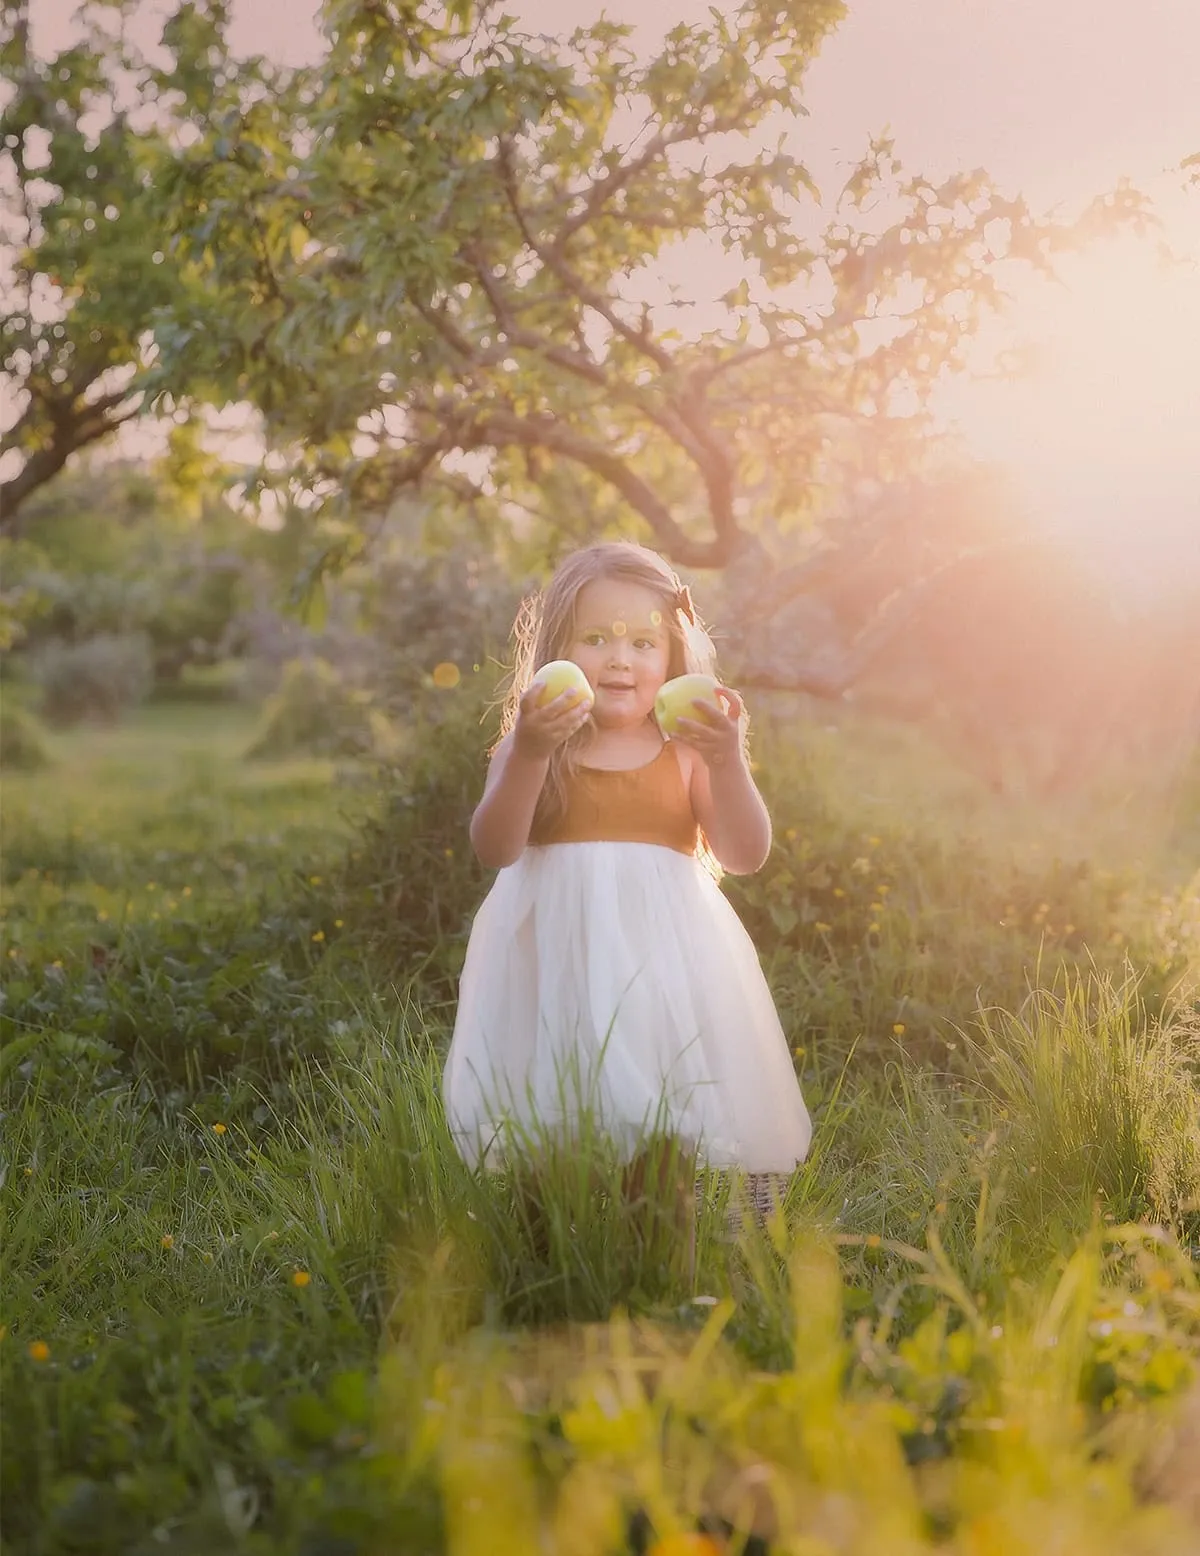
[443,541,812,1181]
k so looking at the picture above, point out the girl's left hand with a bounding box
[671,684,745,769]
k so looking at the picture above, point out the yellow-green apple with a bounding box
[530,659,595,710]
[653,673,721,737]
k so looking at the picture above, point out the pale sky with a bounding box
[27,0,1200,595]
[32,0,1199,209]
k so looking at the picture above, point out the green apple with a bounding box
[530,658,595,710]
[654,673,721,737]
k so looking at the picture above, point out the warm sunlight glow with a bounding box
[939,222,1200,606]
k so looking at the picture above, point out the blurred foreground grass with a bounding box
[2,701,1199,1553]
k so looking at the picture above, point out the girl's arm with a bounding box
[469,734,549,869]
[690,753,773,875]
[469,688,591,868]
[673,689,773,875]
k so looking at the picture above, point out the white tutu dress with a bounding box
[443,744,812,1173]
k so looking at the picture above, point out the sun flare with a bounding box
[940,223,1200,607]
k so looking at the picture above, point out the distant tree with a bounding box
[0,0,283,528]
[5,458,264,679]
[2,4,165,521]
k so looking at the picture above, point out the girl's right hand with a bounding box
[513,685,592,759]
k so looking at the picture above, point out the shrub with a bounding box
[361,548,522,712]
[31,631,155,726]
[977,976,1200,1234]
[327,673,497,1002]
[245,656,397,760]
[0,697,53,770]
[148,657,250,705]
[726,711,1198,1060]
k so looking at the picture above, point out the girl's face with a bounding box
[566,576,673,730]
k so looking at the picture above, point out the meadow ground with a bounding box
[2,700,1199,1554]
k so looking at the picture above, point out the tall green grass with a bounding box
[2,702,1199,1552]
[973,973,1200,1237]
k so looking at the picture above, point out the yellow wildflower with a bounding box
[648,1536,724,1556]
[291,1270,311,1288]
[211,1122,227,1135]
[648,1534,724,1556]
[28,1340,50,1363]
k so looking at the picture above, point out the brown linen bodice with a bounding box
[529,742,699,856]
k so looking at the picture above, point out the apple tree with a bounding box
[143,0,1154,716]
[0,0,288,530]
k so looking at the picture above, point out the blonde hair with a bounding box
[499,541,718,838]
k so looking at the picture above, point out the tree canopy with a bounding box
[145,0,1146,582]
[0,0,288,528]
[5,0,1156,626]
[1,3,172,522]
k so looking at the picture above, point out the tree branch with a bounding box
[1,389,143,530]
[737,535,1046,698]
[411,296,506,368]
[489,144,745,556]
[495,136,674,373]
[462,240,609,386]
[423,224,737,510]
[550,128,672,254]
[466,407,739,567]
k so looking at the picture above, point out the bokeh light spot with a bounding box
[432,661,461,689]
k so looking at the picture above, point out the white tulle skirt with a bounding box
[443,842,812,1173]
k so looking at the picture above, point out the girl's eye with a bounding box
[635,638,656,650]
[583,634,605,646]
